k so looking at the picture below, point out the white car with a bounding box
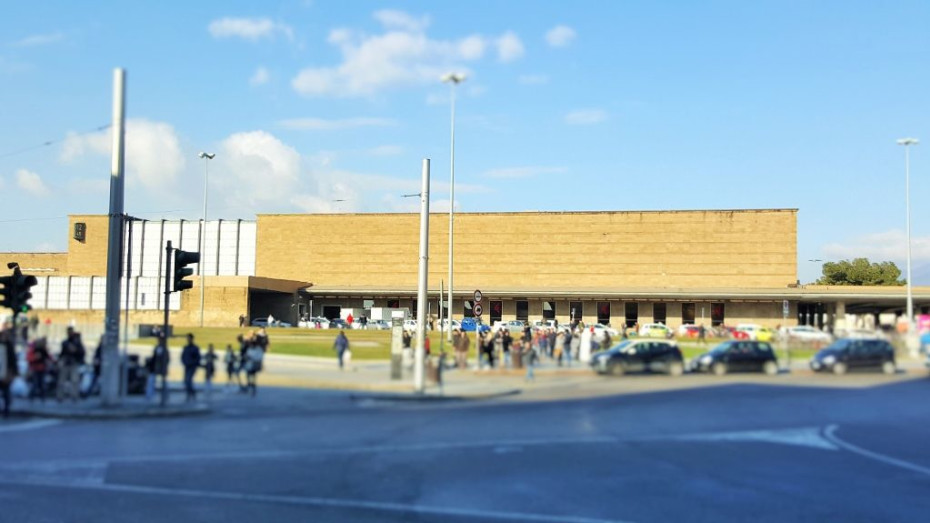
[839,329,885,340]
[403,319,420,331]
[438,319,462,331]
[735,323,764,340]
[638,323,671,339]
[492,320,527,333]
[786,325,832,343]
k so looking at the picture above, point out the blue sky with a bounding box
[1,1,928,284]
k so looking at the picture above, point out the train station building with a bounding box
[1,209,927,331]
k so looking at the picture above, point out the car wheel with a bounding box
[711,362,727,376]
[832,362,847,375]
[609,362,625,376]
[882,361,896,375]
[667,361,684,377]
[763,361,778,376]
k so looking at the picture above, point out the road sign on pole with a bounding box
[474,289,482,303]
[474,303,483,317]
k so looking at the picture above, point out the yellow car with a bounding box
[756,327,775,342]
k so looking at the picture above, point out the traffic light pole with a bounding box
[163,241,172,339]
[101,68,127,407]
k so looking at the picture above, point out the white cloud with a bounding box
[15,169,49,197]
[11,32,66,47]
[546,25,576,48]
[292,11,517,97]
[496,32,524,62]
[822,230,930,264]
[482,166,567,179]
[208,17,293,41]
[519,74,549,85]
[219,131,302,208]
[368,145,404,156]
[60,119,186,191]
[565,109,608,125]
[250,66,270,86]
[278,117,396,131]
[373,9,430,32]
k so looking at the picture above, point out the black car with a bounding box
[590,339,685,376]
[328,318,350,329]
[690,340,779,376]
[810,338,896,375]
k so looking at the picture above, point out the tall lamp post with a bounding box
[441,72,466,344]
[897,138,919,347]
[198,151,215,328]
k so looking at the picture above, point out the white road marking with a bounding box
[0,477,634,523]
[673,426,839,450]
[823,424,930,477]
[0,420,61,433]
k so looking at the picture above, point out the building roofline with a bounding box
[256,208,799,218]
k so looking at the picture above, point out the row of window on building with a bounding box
[380,299,728,327]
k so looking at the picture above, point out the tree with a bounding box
[816,258,904,286]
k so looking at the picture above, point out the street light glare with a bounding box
[896,138,919,146]
[441,72,467,84]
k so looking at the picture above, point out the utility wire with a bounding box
[0,123,111,160]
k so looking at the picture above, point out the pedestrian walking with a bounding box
[223,344,237,388]
[57,326,85,402]
[238,314,246,328]
[85,336,103,398]
[333,330,349,369]
[698,323,707,345]
[203,344,217,397]
[181,334,201,403]
[502,329,513,369]
[237,333,250,391]
[151,334,170,406]
[522,340,536,382]
[570,329,581,361]
[1,328,18,417]
[27,337,52,402]
[244,341,264,397]
[554,330,566,367]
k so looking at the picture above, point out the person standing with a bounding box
[57,327,85,402]
[152,334,170,406]
[522,340,536,382]
[333,330,349,370]
[203,344,217,398]
[1,328,18,417]
[244,341,263,397]
[698,323,707,345]
[502,329,513,369]
[223,344,237,388]
[238,314,246,328]
[255,327,270,353]
[554,330,566,367]
[181,334,201,403]
[27,337,52,402]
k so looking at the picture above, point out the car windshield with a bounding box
[823,339,852,352]
[710,342,734,354]
[608,340,634,351]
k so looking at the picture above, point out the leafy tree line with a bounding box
[815,258,904,286]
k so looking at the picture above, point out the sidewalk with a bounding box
[11,393,210,420]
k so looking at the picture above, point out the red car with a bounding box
[726,326,750,340]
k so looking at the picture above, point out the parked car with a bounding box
[366,319,392,330]
[841,329,886,340]
[590,339,684,376]
[439,319,462,331]
[493,320,526,333]
[638,323,672,339]
[460,317,489,332]
[328,318,350,330]
[677,324,700,338]
[810,339,896,375]
[785,325,832,343]
[251,317,292,328]
[733,324,774,342]
[690,340,779,376]
[299,316,329,329]
[403,319,420,331]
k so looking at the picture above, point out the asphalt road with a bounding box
[1,375,929,522]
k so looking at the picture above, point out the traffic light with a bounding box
[14,272,37,313]
[173,249,200,292]
[0,273,14,310]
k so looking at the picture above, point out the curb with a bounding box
[11,403,212,420]
[349,388,522,403]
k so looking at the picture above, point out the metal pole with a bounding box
[414,159,430,393]
[905,144,913,333]
[439,279,444,356]
[162,240,172,407]
[447,80,457,345]
[200,159,208,328]
[101,68,126,407]
[122,216,132,396]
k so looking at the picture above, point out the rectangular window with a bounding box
[681,303,696,324]
[569,301,583,323]
[597,302,610,325]
[516,300,529,322]
[625,302,639,328]
[711,302,725,327]
[490,300,503,324]
[542,301,556,320]
[464,300,475,318]
[387,299,400,309]
[412,299,417,319]
[653,303,667,325]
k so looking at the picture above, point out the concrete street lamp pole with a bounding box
[198,151,215,328]
[442,72,466,344]
[897,138,919,349]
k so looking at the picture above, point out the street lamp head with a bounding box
[897,138,919,146]
[198,152,216,159]
[441,72,467,84]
